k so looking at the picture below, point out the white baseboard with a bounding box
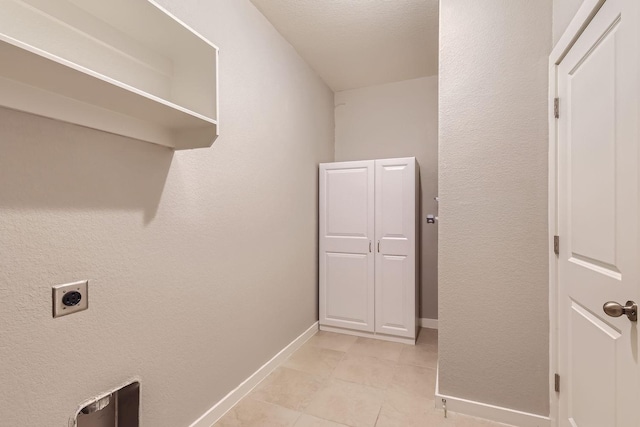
[319,325,415,345]
[420,318,438,329]
[435,365,550,427]
[189,322,319,427]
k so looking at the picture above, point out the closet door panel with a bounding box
[324,253,370,326]
[319,161,375,332]
[375,158,416,338]
[378,254,412,331]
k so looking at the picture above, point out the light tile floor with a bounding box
[215,328,513,427]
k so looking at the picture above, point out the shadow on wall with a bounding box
[0,107,173,223]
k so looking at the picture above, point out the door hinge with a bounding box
[554,98,560,119]
[555,373,560,392]
[554,235,560,255]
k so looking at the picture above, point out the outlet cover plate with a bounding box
[52,280,88,318]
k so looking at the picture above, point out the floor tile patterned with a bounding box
[294,414,349,427]
[283,344,344,378]
[331,353,396,389]
[214,329,512,427]
[215,398,300,427]
[250,367,325,411]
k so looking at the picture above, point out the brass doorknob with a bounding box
[603,301,637,322]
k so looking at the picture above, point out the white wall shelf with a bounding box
[0,0,219,150]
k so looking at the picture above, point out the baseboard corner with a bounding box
[420,318,438,329]
[434,390,551,427]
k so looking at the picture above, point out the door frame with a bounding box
[547,1,628,426]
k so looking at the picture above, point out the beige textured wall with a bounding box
[334,76,439,320]
[439,0,551,416]
[0,1,334,426]
[553,0,585,45]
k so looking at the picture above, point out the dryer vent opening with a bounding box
[75,381,139,427]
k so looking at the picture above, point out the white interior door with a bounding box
[374,157,416,338]
[319,161,375,332]
[557,0,639,425]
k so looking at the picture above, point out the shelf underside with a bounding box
[0,0,219,150]
[0,38,217,149]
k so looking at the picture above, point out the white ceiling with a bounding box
[250,0,439,92]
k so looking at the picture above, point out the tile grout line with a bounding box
[372,404,383,427]
[220,330,440,427]
[291,410,303,427]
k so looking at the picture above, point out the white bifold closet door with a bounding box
[319,160,375,332]
[375,158,416,338]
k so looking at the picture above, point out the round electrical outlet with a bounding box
[62,291,82,307]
